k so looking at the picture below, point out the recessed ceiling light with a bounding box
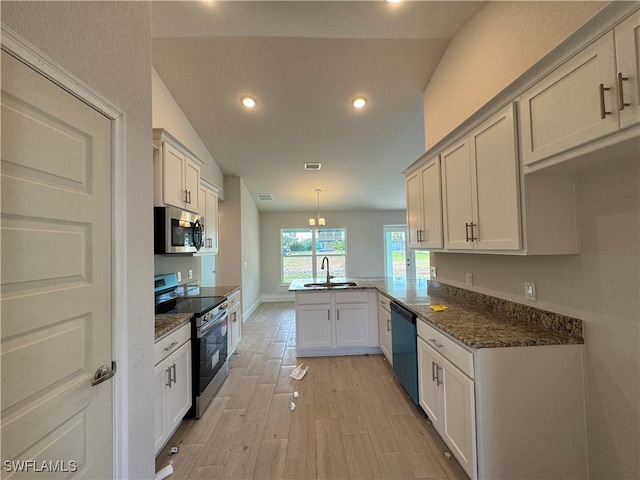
[352,96,367,109]
[241,95,257,108]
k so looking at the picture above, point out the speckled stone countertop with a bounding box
[290,277,583,349]
[154,285,241,341]
[155,313,192,341]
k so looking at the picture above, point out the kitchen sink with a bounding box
[303,281,358,288]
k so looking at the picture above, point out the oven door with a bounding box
[196,313,228,395]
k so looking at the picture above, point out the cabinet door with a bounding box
[417,337,443,431]
[441,138,474,250]
[205,188,218,253]
[228,305,241,353]
[163,142,187,209]
[297,304,332,349]
[184,158,200,213]
[441,355,476,479]
[154,357,171,454]
[520,31,618,166]
[420,158,443,249]
[405,169,423,248]
[471,103,521,250]
[615,10,640,129]
[377,304,392,363]
[335,303,369,347]
[167,341,192,431]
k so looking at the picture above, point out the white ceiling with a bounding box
[151,1,485,213]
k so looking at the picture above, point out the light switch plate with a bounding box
[430,267,437,278]
[525,282,536,301]
[177,271,182,283]
[466,272,473,286]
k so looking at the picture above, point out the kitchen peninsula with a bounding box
[290,277,587,479]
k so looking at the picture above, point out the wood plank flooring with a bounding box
[156,302,468,480]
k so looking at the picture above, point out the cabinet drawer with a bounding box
[378,293,391,312]
[296,292,331,305]
[227,290,241,308]
[155,322,191,366]
[335,291,369,304]
[417,320,474,378]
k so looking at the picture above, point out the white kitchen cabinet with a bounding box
[198,182,219,254]
[154,322,192,455]
[406,156,443,249]
[441,103,521,251]
[418,323,476,478]
[520,9,640,170]
[377,293,392,364]
[295,290,378,356]
[417,319,587,480]
[226,289,242,355]
[153,128,203,213]
[616,10,640,129]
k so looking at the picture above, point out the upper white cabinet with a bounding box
[198,182,219,254]
[153,129,203,213]
[441,103,521,251]
[406,156,443,249]
[616,10,640,129]
[520,9,640,170]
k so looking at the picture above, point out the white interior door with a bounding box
[1,50,114,478]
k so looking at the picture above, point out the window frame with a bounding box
[280,227,347,285]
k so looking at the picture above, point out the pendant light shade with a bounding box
[309,189,325,227]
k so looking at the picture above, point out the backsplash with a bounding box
[428,281,584,340]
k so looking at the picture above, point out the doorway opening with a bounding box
[383,225,431,280]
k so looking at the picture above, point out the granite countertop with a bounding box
[155,313,192,341]
[290,277,583,349]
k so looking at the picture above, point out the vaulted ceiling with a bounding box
[151,1,485,212]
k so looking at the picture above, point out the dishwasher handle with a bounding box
[390,301,416,324]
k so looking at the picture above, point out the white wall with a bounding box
[260,210,406,300]
[422,2,639,477]
[152,68,225,194]
[1,2,155,478]
[423,1,608,148]
[218,176,262,317]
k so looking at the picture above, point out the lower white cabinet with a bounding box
[418,324,476,478]
[377,293,392,364]
[295,290,379,356]
[417,319,587,480]
[227,289,242,354]
[154,323,192,455]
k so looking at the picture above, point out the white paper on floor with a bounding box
[289,364,308,380]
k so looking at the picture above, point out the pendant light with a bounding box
[309,189,326,227]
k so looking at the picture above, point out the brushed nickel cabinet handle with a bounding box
[617,73,630,111]
[599,83,611,119]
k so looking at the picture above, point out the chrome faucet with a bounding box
[320,256,333,284]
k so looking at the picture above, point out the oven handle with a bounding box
[198,311,228,337]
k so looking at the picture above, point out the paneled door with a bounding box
[1,50,114,478]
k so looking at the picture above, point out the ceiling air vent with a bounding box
[256,193,274,201]
[304,162,322,171]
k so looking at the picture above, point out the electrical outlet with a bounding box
[466,272,473,286]
[525,282,536,301]
[176,271,182,283]
[188,269,193,280]
[430,266,437,278]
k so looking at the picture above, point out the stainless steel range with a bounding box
[155,273,228,418]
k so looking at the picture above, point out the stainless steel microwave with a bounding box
[154,206,205,254]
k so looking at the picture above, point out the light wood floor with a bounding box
[156,302,468,480]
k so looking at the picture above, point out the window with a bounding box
[281,228,347,283]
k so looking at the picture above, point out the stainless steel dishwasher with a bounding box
[390,301,419,404]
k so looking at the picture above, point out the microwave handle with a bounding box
[193,219,203,251]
